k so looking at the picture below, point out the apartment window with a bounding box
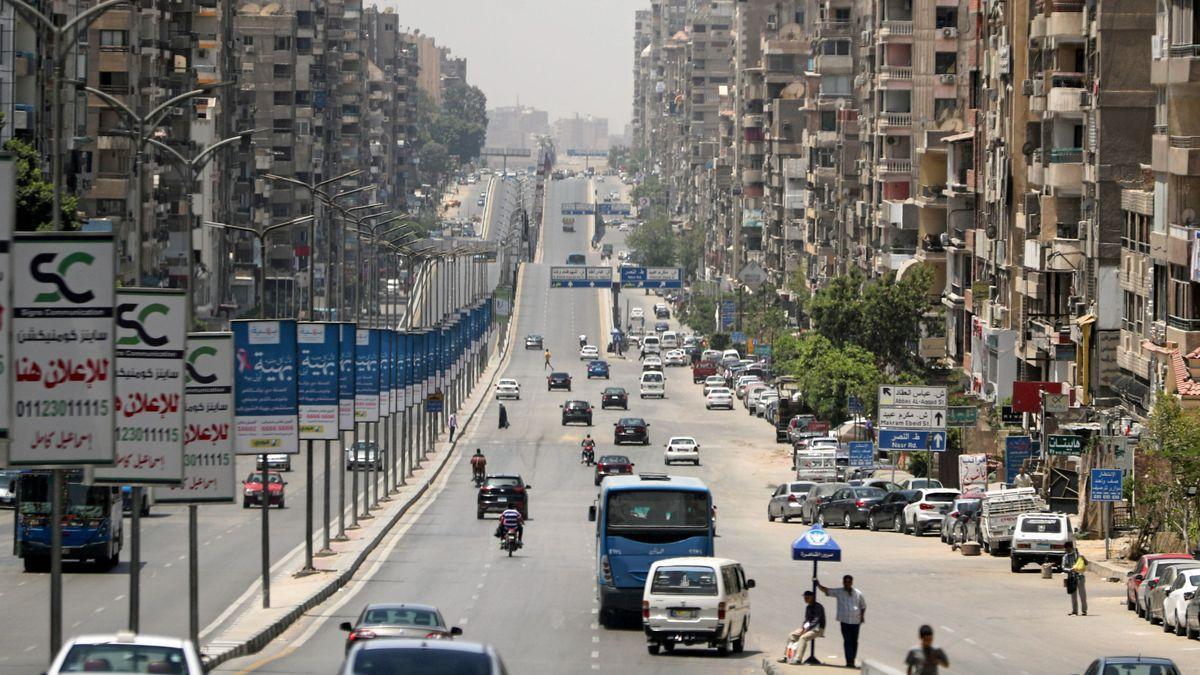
[342,103,359,115]
[821,75,851,96]
[99,30,128,48]
[273,64,292,78]
[95,199,124,216]
[935,52,958,74]
[296,37,312,54]
[820,110,836,131]
[272,118,293,133]
[295,90,311,105]
[98,71,129,94]
[273,91,293,105]
[934,99,958,123]
[935,8,958,29]
[821,40,850,55]
[1170,264,1200,321]
[243,36,254,46]
[1124,212,1150,253]
[274,36,291,51]
[834,8,850,22]
[794,11,805,24]
[272,146,292,162]
[296,120,311,136]
[271,202,292,218]
[296,10,313,27]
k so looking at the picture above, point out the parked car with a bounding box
[1148,562,1200,624]
[768,482,815,523]
[799,482,850,524]
[900,488,961,536]
[849,478,901,493]
[0,469,16,507]
[754,391,780,417]
[900,478,944,490]
[614,417,651,445]
[47,632,204,675]
[587,360,611,379]
[867,490,920,531]
[940,498,981,545]
[601,387,629,410]
[560,400,593,426]
[705,387,734,410]
[338,640,508,675]
[1162,569,1200,634]
[339,603,462,653]
[547,372,572,391]
[642,557,754,656]
[1077,657,1180,675]
[664,436,700,466]
[1010,512,1073,573]
[1138,559,1200,618]
[494,378,520,400]
[702,376,727,395]
[663,350,689,367]
[817,486,888,529]
[595,455,634,486]
[476,474,529,519]
[1128,553,1194,611]
[580,345,600,361]
[524,334,543,350]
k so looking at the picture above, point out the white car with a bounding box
[734,376,762,399]
[48,632,205,675]
[619,223,629,232]
[743,384,770,410]
[642,355,664,371]
[705,387,734,410]
[663,350,689,366]
[495,378,520,400]
[702,376,726,395]
[701,349,722,362]
[901,488,962,536]
[643,557,753,655]
[631,307,645,319]
[664,436,701,465]
[754,392,780,417]
[1164,570,1200,634]
[580,345,600,360]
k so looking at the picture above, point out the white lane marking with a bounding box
[964,638,977,645]
[114,594,126,602]
[940,625,954,633]
[591,623,599,630]
[23,645,35,652]
[164,562,172,569]
[992,653,1007,660]
[94,606,106,614]
[591,651,599,659]
[591,608,598,614]
[592,636,600,644]
[72,621,83,628]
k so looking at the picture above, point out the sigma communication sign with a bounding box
[10,233,115,465]
[158,332,236,504]
[94,289,187,484]
[297,323,339,440]
[232,320,299,455]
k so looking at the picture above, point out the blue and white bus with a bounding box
[588,474,714,626]
[13,470,123,572]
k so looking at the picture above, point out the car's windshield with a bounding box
[618,418,646,426]
[350,647,491,675]
[362,607,442,627]
[650,566,718,596]
[606,490,710,528]
[60,644,191,674]
[245,473,282,484]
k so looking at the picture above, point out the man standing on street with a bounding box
[1013,466,1034,489]
[1063,541,1088,615]
[815,574,866,668]
[448,412,458,442]
[544,349,552,370]
[905,625,949,674]
[779,590,825,665]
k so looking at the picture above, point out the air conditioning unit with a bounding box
[766,13,778,30]
[1080,91,1092,107]
[942,27,958,39]
[169,106,185,117]
[939,74,956,84]
[1021,79,1033,96]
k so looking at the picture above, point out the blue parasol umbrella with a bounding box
[791,526,842,665]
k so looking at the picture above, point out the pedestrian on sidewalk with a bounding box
[448,412,458,442]
[815,574,866,668]
[543,350,552,370]
[778,590,825,665]
[905,625,949,675]
[498,403,510,430]
[1063,541,1088,616]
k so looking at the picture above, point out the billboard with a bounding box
[233,320,299,455]
[158,333,236,503]
[297,322,339,440]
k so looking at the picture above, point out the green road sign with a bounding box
[946,406,978,428]
[1047,434,1082,456]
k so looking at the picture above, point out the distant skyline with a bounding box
[386,0,645,130]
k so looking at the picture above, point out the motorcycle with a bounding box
[500,527,523,557]
[472,471,485,488]
[581,444,595,466]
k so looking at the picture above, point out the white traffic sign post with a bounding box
[877,407,947,430]
[877,384,948,479]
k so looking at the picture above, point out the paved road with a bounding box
[213,172,1200,674]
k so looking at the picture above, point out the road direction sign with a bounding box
[878,407,946,430]
[849,441,874,467]
[947,406,978,428]
[878,385,948,408]
[731,331,748,344]
[878,429,947,452]
[550,266,612,288]
[718,300,735,330]
[1090,468,1123,502]
[598,202,632,216]
[847,395,865,415]
[561,202,595,216]
[619,266,683,288]
[1004,435,1033,485]
[1047,434,1082,456]
[638,197,650,209]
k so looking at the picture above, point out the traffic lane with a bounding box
[0,449,354,671]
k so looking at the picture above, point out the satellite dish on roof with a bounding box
[260,2,281,15]
[1184,208,1198,226]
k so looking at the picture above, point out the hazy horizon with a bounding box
[385,0,645,131]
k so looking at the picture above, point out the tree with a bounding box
[631,174,666,220]
[676,226,704,280]
[435,82,488,161]
[626,216,675,266]
[778,333,882,424]
[6,138,78,231]
[682,293,716,335]
[1142,392,1200,552]
[807,272,865,347]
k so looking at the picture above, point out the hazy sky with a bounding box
[386,0,646,131]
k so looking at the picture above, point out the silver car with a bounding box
[800,482,850,524]
[339,639,506,675]
[768,481,815,522]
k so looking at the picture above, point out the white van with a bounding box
[1010,512,1073,573]
[721,349,741,364]
[661,331,679,349]
[641,335,662,355]
[643,557,754,656]
[640,370,666,398]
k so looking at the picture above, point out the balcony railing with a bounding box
[881,112,913,127]
[1170,135,1200,149]
[880,65,913,80]
[1168,44,1200,58]
[880,20,914,36]
[880,158,913,173]
[1048,147,1083,163]
[1168,314,1200,332]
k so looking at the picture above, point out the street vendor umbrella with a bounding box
[792,526,842,665]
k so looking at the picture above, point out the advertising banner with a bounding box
[400,332,412,408]
[10,233,116,465]
[1004,435,1034,486]
[958,453,989,493]
[298,322,339,440]
[338,323,355,431]
[158,333,236,503]
[232,320,299,455]
[354,328,379,422]
[94,289,187,484]
[379,330,391,418]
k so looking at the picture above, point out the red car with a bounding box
[243,471,286,508]
[1128,553,1193,610]
[594,454,634,486]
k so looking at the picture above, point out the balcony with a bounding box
[1047,87,1087,114]
[742,169,764,184]
[1045,147,1083,194]
[879,20,914,41]
[880,65,914,82]
[784,191,806,210]
[878,157,913,175]
[1152,134,1200,176]
[1044,3,1085,40]
[879,112,913,132]
[815,20,853,37]
[1152,43,1200,83]
[1047,237,1084,271]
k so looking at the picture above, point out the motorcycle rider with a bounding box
[470,449,487,483]
[581,434,596,464]
[495,506,524,543]
[579,334,588,349]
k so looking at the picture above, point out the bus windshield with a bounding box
[606,490,710,529]
[17,476,109,519]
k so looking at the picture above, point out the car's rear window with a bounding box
[853,487,886,498]
[363,607,440,627]
[1089,664,1179,675]
[604,388,625,394]
[643,373,663,382]
[351,647,491,675]
[61,645,191,674]
[790,482,815,493]
[599,455,629,464]
[487,477,521,488]
[618,418,646,426]
[651,566,719,595]
[925,492,958,503]
[1020,517,1063,533]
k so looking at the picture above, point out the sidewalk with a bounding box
[1075,536,1135,582]
[201,310,518,669]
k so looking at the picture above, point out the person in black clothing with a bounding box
[779,591,826,665]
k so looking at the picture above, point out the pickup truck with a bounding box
[692,360,718,383]
[775,399,805,443]
[973,487,1047,555]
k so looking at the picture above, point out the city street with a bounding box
[210,176,1200,674]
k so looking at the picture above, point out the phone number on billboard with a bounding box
[15,398,110,417]
[184,452,233,467]
[118,426,181,443]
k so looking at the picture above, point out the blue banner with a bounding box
[399,332,411,408]
[233,320,299,455]
[354,328,380,422]
[413,331,426,400]
[297,322,339,440]
[1004,435,1033,487]
[379,330,392,418]
[1090,468,1123,502]
[338,323,355,430]
[849,441,874,468]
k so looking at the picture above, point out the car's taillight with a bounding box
[642,601,650,619]
[601,555,613,585]
[855,500,867,508]
[349,629,376,641]
[1015,543,1030,549]
[511,486,525,494]
[787,494,798,503]
[717,601,726,620]
[920,503,935,510]
[425,631,449,640]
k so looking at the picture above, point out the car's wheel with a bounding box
[781,514,790,523]
[23,555,47,573]
[1010,557,1022,573]
[716,629,732,656]
[476,510,484,520]
[277,498,285,509]
[732,620,747,653]
[242,498,250,509]
[768,510,776,522]
[894,514,906,533]
[647,644,660,655]
[1177,618,1187,636]
[843,513,853,529]
[595,479,601,486]
[869,515,879,531]
[1188,622,1198,640]
[912,521,923,537]
[694,460,700,466]
[661,641,674,653]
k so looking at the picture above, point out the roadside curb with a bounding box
[203,283,522,670]
[1088,557,1129,582]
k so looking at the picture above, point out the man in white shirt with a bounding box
[816,574,867,668]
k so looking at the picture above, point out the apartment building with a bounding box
[486,105,550,151]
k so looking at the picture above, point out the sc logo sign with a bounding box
[185,345,219,385]
[116,303,170,348]
[31,251,96,304]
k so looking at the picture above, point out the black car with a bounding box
[817,486,888,529]
[601,387,629,410]
[595,455,634,485]
[867,490,920,531]
[547,371,572,391]
[525,334,543,350]
[561,400,593,426]
[477,475,530,519]
[654,321,670,333]
[613,417,650,445]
